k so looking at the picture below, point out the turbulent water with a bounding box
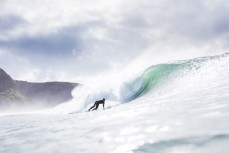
[0,53,229,153]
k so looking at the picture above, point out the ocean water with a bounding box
[0,53,229,153]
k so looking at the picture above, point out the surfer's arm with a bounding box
[103,102,105,110]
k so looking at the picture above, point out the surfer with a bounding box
[88,98,105,111]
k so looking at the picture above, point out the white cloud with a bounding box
[0,0,229,82]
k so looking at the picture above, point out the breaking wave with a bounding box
[52,53,229,114]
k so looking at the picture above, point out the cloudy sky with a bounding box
[0,0,228,82]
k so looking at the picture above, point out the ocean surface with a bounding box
[0,53,229,153]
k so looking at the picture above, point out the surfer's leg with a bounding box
[92,104,99,111]
[89,104,96,111]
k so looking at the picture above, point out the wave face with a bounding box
[121,53,229,101]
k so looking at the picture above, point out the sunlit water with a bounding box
[0,54,229,153]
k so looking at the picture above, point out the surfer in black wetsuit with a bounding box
[88,98,105,111]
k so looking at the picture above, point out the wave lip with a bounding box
[120,53,229,101]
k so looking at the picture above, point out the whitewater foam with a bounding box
[0,53,229,153]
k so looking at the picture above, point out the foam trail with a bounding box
[49,82,122,114]
[49,85,90,114]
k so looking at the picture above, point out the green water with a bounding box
[121,53,227,101]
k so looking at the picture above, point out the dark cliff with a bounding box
[0,68,25,106]
[0,68,15,92]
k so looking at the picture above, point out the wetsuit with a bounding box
[88,99,105,111]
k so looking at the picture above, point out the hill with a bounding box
[0,68,78,109]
